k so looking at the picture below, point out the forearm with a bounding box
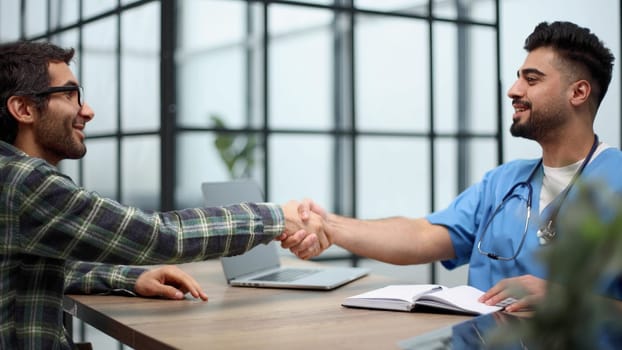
[326,215,455,265]
[24,184,283,264]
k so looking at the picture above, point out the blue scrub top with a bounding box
[426,147,622,298]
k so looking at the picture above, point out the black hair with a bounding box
[524,21,614,108]
[0,41,75,144]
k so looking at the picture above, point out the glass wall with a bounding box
[2,0,619,290]
[2,0,619,348]
[175,0,500,220]
[0,0,501,285]
[0,0,162,210]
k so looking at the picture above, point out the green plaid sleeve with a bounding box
[64,261,145,295]
[2,141,286,349]
[18,158,285,265]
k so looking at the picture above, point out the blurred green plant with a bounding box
[209,114,256,179]
[490,181,622,349]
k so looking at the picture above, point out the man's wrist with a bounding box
[324,213,339,245]
[119,266,148,293]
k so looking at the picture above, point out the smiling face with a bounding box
[31,62,95,165]
[507,47,573,142]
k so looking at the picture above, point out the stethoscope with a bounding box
[536,134,599,243]
[477,134,599,260]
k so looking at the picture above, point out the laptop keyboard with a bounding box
[252,268,320,282]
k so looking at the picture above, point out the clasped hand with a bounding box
[276,200,330,260]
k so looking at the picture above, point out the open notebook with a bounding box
[201,180,369,290]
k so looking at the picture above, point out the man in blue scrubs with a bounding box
[285,21,622,312]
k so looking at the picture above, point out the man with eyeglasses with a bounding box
[0,41,326,349]
[285,21,622,312]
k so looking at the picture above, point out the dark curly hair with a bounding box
[0,41,75,144]
[524,21,614,109]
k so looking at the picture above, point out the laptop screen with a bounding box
[201,181,281,281]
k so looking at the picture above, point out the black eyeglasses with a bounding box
[477,181,533,261]
[33,85,84,107]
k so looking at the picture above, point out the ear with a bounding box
[568,80,591,107]
[6,95,37,124]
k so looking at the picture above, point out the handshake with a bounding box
[275,200,331,260]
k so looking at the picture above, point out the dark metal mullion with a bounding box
[160,0,177,211]
[348,0,359,267]
[244,3,253,144]
[171,127,496,139]
[427,0,437,285]
[115,0,124,326]
[456,1,470,192]
[58,0,73,342]
[262,2,270,200]
[46,0,51,36]
[19,0,25,39]
[53,0,62,30]
[495,0,503,164]
[332,0,357,266]
[331,2,343,222]
[116,0,123,203]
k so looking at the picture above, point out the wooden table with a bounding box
[63,260,472,349]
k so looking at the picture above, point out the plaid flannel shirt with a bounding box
[0,141,285,349]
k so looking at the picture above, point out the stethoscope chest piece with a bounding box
[536,221,556,245]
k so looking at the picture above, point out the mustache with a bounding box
[512,99,532,109]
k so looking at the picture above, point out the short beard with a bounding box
[510,121,538,140]
[35,109,87,161]
[510,108,566,141]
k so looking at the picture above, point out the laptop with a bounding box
[201,180,369,290]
